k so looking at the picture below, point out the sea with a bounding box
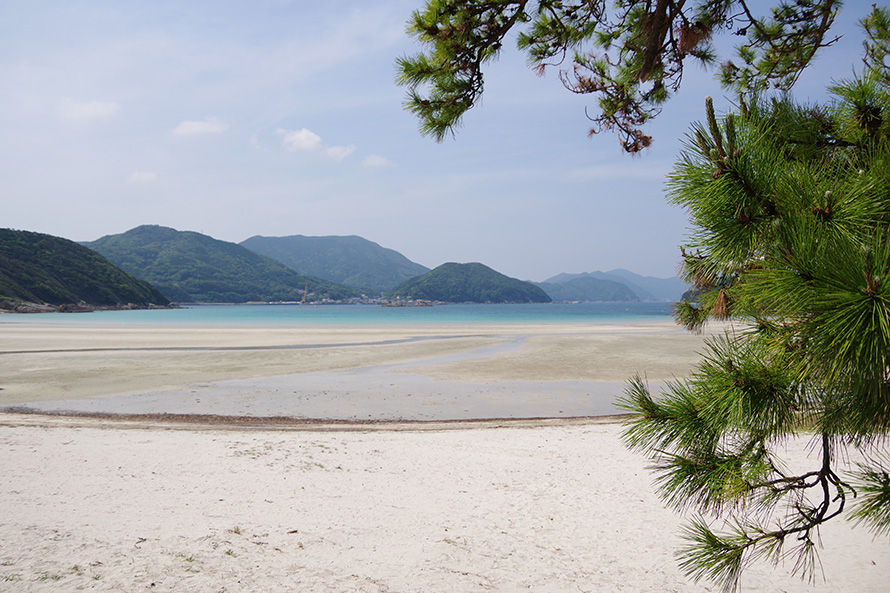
[1,302,676,327]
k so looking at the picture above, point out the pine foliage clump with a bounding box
[620,8,890,591]
[396,0,842,152]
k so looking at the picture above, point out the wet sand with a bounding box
[1,320,710,419]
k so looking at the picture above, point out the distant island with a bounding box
[539,270,688,302]
[0,229,171,312]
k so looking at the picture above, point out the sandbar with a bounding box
[1,319,719,419]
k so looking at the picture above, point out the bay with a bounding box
[0,302,675,327]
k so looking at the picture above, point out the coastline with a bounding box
[0,301,178,314]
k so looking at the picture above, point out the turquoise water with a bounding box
[0,302,675,326]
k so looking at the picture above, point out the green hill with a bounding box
[0,228,170,310]
[386,262,551,303]
[83,225,359,303]
[537,276,639,302]
[240,234,429,293]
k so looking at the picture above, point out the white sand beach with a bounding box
[0,319,887,592]
[1,415,886,593]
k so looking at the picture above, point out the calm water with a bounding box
[0,302,675,327]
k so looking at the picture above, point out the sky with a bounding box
[0,1,873,281]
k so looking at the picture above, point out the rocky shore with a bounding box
[0,300,178,314]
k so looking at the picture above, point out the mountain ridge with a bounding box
[240,234,429,293]
[3,224,688,307]
[83,225,359,303]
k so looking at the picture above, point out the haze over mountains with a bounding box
[241,234,429,294]
[1,224,689,307]
[539,270,688,303]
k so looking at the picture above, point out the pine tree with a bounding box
[619,9,890,590]
[396,0,842,152]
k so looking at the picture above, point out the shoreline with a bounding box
[0,409,629,431]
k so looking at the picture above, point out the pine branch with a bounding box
[676,434,854,592]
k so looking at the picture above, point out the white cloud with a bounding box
[324,144,356,161]
[127,171,157,183]
[362,154,394,168]
[277,128,322,152]
[276,127,354,161]
[57,98,120,121]
[172,117,229,136]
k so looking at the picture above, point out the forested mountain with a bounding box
[240,234,429,293]
[83,225,359,303]
[543,269,688,302]
[0,228,170,310]
[387,262,551,303]
[536,276,639,302]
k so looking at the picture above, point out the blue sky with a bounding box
[0,1,872,281]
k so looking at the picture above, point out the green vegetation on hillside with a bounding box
[0,228,170,309]
[240,234,429,293]
[84,225,359,303]
[537,277,639,302]
[387,262,551,303]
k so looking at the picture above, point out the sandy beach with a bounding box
[0,320,709,419]
[0,318,887,591]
